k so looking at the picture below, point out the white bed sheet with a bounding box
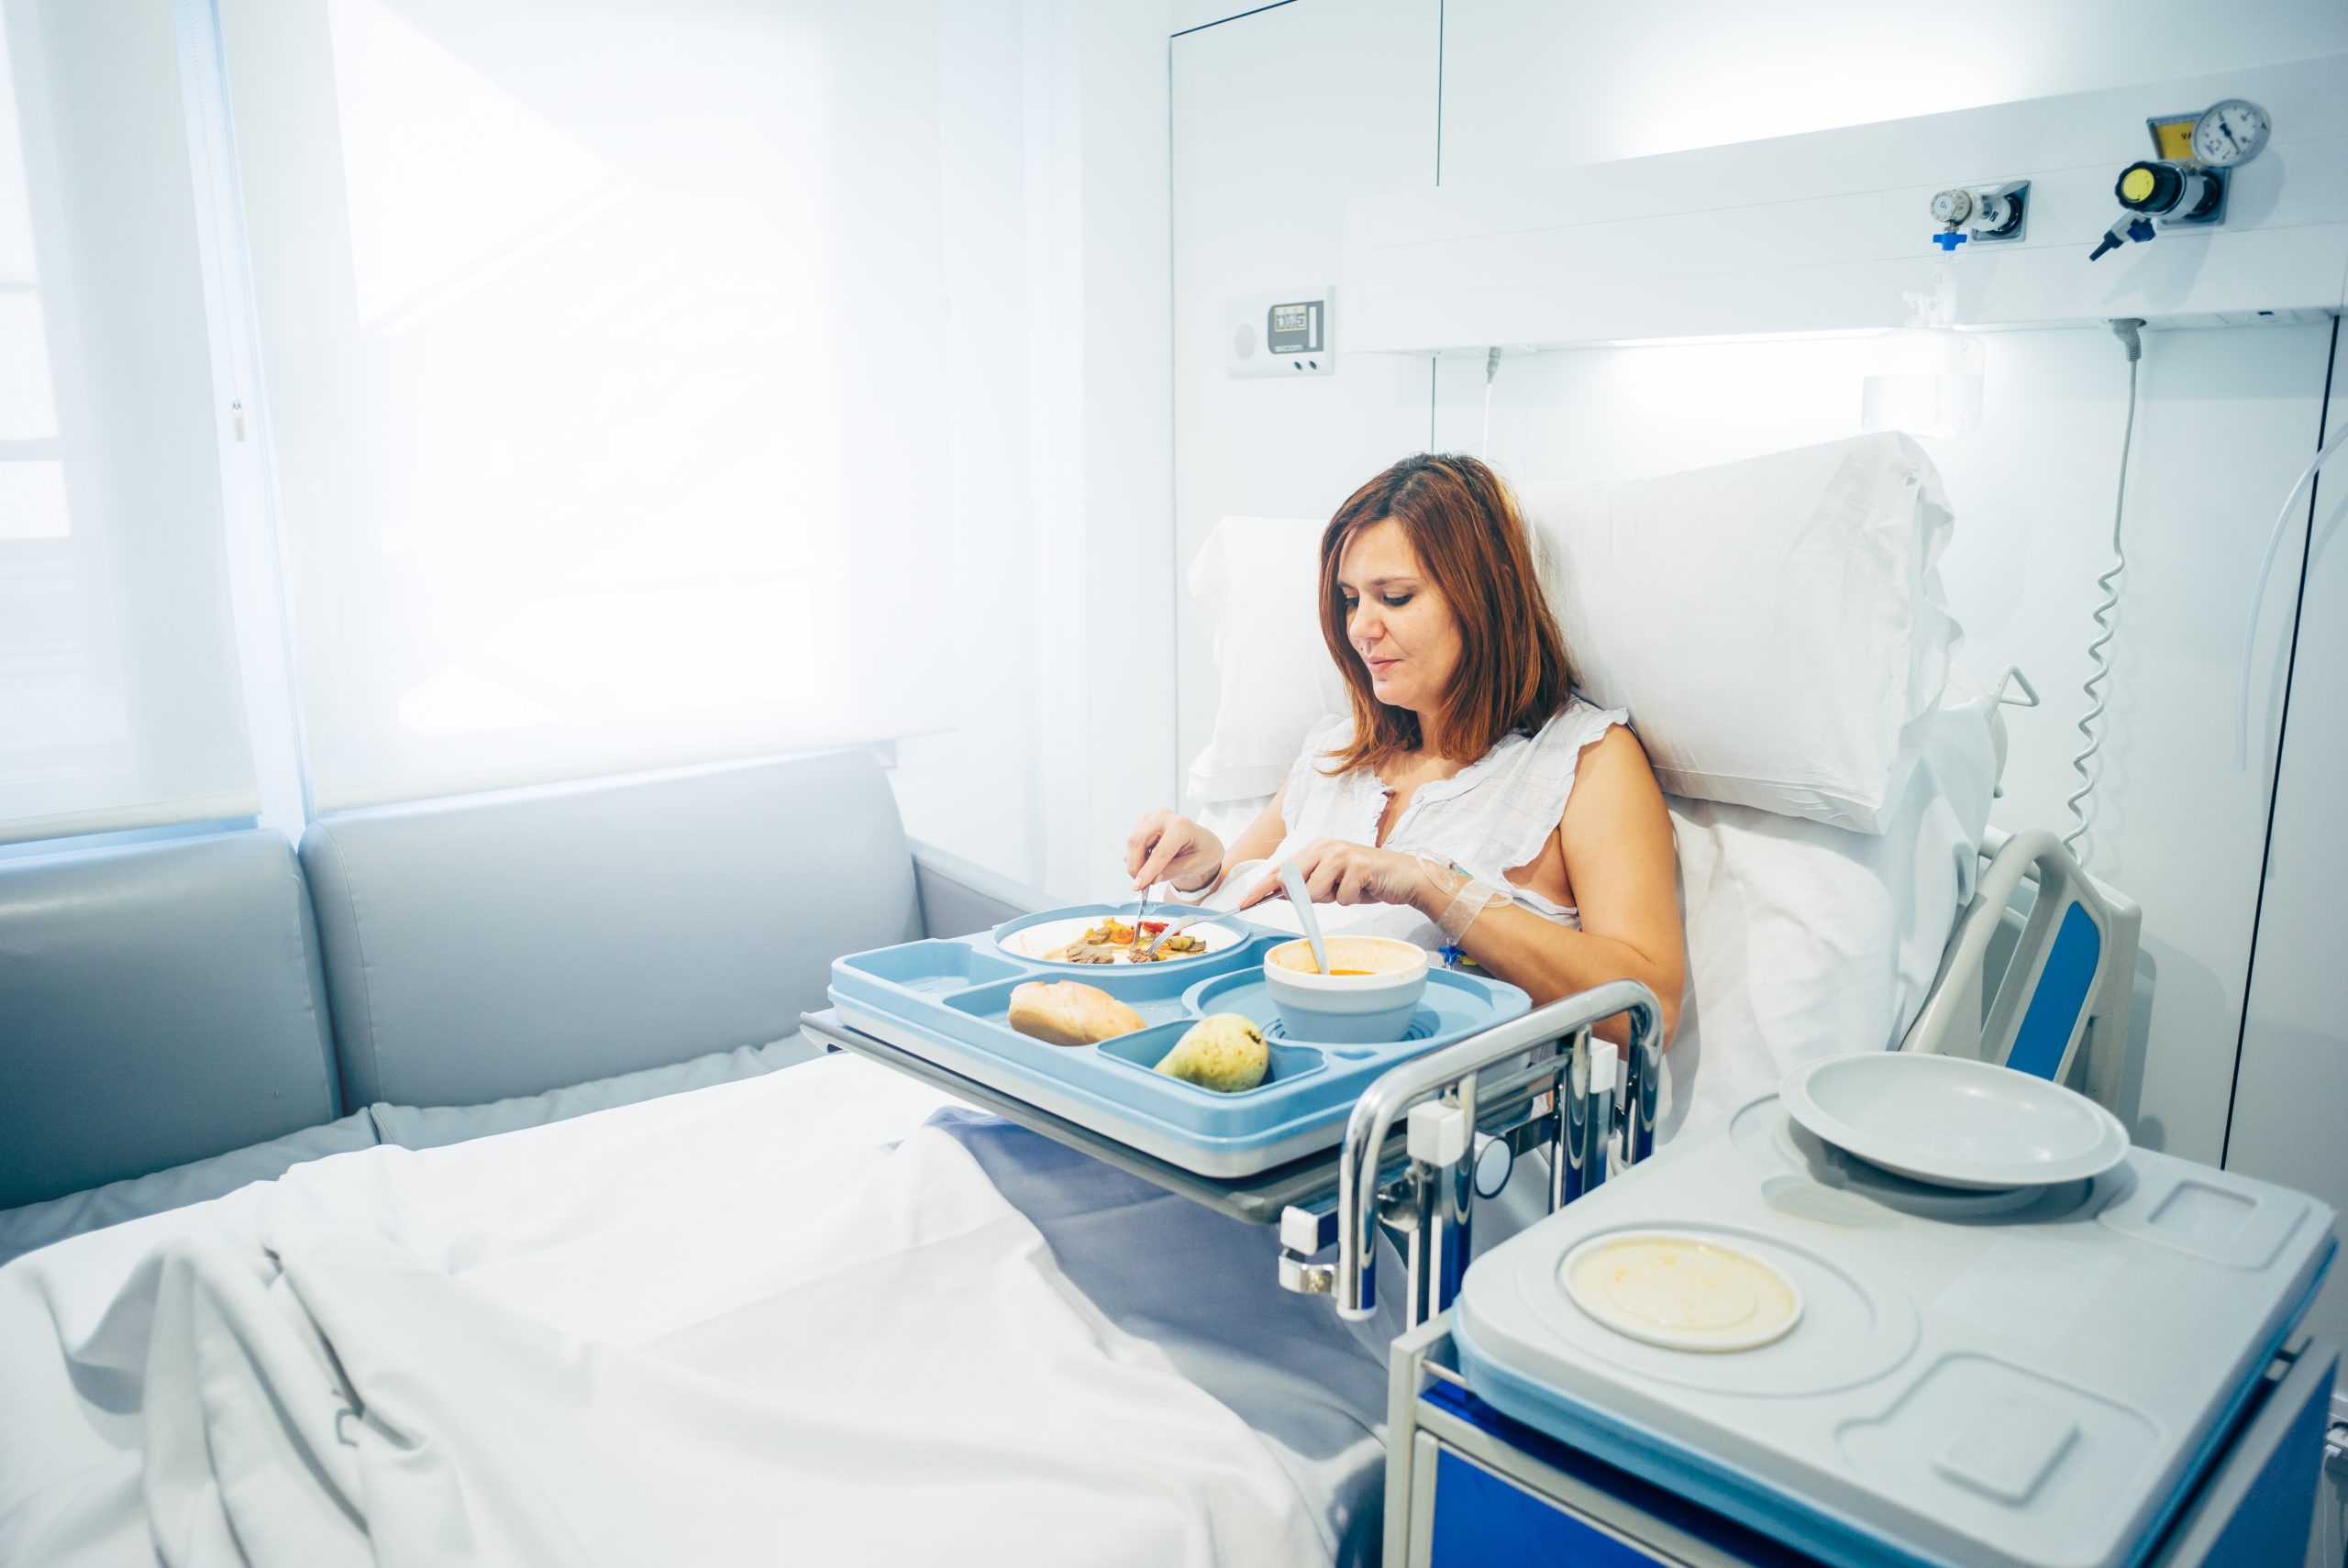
[0,1055,1375,1568]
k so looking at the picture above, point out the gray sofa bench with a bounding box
[0,750,1047,1264]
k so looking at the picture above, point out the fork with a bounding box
[1132,910,1219,961]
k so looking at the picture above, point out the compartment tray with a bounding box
[828,921,1531,1177]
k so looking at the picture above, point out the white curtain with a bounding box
[0,1,260,845]
[217,0,955,807]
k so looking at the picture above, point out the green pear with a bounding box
[1157,1013,1269,1093]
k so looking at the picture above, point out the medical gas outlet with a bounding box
[1927,181,2027,251]
[2088,97,2270,260]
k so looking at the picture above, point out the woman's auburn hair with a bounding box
[1317,453,1577,775]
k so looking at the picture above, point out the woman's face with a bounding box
[1336,517,1462,717]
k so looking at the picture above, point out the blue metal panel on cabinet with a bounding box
[1406,1381,1823,1568]
[1430,1444,1669,1565]
[1395,1334,2338,1568]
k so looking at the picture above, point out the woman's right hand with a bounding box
[1125,811,1224,894]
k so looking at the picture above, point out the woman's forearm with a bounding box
[1180,788,1290,900]
[1432,898,1681,1047]
[1170,856,1224,895]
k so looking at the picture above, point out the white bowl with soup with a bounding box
[1262,935,1430,1043]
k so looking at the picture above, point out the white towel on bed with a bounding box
[0,1058,1329,1568]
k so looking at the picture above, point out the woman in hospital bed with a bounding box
[1127,453,1685,1045]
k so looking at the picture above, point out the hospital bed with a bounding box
[804,434,2153,1331]
[1,435,2281,1568]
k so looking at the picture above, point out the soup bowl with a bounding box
[1261,935,1430,1043]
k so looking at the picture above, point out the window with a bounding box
[0,3,257,843]
[216,0,956,807]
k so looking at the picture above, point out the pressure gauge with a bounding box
[2192,99,2269,167]
[1929,187,1974,228]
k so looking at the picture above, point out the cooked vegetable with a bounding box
[1044,918,1206,964]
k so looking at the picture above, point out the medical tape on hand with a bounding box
[1416,856,1513,944]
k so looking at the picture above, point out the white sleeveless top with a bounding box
[1208,700,1629,951]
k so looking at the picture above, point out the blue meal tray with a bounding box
[828,909,1532,1177]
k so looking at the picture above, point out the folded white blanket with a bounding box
[0,1058,1329,1567]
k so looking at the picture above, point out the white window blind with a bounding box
[216,0,955,808]
[0,2,260,845]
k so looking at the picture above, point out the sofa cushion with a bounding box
[301,750,922,1109]
[0,1110,376,1267]
[368,1038,815,1152]
[0,831,342,1209]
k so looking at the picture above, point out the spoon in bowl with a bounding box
[1278,861,1331,975]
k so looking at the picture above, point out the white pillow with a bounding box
[1521,433,1959,834]
[1183,517,1348,803]
[1659,674,1996,1143]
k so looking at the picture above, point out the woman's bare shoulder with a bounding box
[1579,719,1650,766]
[1562,722,1665,824]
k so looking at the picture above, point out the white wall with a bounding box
[1434,0,2348,177]
[892,0,1043,882]
[1427,1,2346,1172]
[1170,0,2347,1169]
[1170,0,1441,793]
[889,0,1174,904]
[1434,322,2331,1166]
[2229,321,2348,1359]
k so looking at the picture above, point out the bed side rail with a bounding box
[1279,981,1665,1331]
[1900,825,2142,1113]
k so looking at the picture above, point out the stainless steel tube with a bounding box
[1551,1028,1593,1212]
[1620,1000,1664,1168]
[1422,1073,1477,1331]
[1335,979,1664,1321]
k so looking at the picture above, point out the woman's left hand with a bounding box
[1233,839,1435,913]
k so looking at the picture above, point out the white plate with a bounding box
[1560,1230,1804,1353]
[1003,914,1246,966]
[1780,1053,2130,1191]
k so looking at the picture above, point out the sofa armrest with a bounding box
[910,840,1058,939]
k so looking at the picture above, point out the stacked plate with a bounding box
[1778,1052,2131,1191]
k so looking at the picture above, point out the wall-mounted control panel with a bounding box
[1339,56,2346,346]
[1226,286,1335,378]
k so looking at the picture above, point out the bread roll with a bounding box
[1007,980,1146,1045]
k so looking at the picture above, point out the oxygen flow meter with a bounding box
[2088,97,2270,260]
